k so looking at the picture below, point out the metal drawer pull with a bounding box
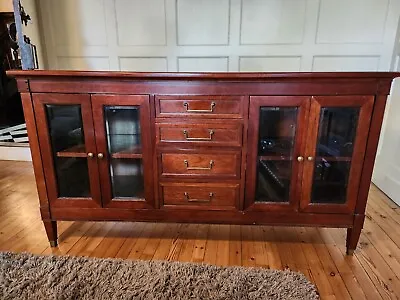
[183,101,216,113]
[184,192,213,203]
[183,129,214,141]
[184,159,214,170]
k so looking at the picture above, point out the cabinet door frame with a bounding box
[91,95,154,209]
[32,93,102,208]
[245,96,310,211]
[300,96,374,214]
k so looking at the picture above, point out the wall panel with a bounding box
[38,0,400,72]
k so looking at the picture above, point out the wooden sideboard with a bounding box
[7,70,399,254]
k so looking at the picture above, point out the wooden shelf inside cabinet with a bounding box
[110,146,142,159]
[56,144,87,158]
[259,155,292,161]
[316,156,352,162]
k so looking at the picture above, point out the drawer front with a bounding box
[161,152,240,178]
[156,95,244,119]
[157,123,242,147]
[161,182,238,209]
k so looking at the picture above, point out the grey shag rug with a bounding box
[0,252,319,300]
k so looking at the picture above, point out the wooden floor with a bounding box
[1,161,400,299]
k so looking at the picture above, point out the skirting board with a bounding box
[0,146,32,161]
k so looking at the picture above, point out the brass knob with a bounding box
[97,153,104,159]
[87,152,94,158]
[307,156,314,161]
[297,156,304,162]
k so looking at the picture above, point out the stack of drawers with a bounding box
[155,95,246,210]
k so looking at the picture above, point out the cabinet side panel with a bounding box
[20,93,50,219]
[356,94,389,214]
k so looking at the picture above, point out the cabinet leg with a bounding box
[346,214,365,255]
[43,220,58,247]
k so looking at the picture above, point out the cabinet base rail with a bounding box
[43,211,362,255]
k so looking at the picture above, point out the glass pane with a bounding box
[311,107,360,204]
[105,106,141,155]
[54,157,91,197]
[255,107,298,203]
[45,105,91,198]
[46,105,85,153]
[110,158,144,199]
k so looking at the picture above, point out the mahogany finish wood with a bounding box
[32,93,102,209]
[155,95,244,119]
[91,94,154,210]
[160,152,241,178]
[7,70,399,254]
[160,182,239,210]
[156,122,243,147]
[245,96,311,212]
[300,96,374,214]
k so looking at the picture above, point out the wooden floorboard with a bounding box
[1,160,400,299]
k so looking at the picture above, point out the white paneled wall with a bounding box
[38,0,400,72]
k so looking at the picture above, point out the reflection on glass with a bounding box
[316,107,359,158]
[255,107,297,203]
[311,107,359,204]
[105,106,141,154]
[54,157,90,197]
[258,107,297,157]
[45,105,91,198]
[110,158,144,199]
[46,105,85,152]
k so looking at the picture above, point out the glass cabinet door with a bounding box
[92,95,153,209]
[105,106,144,200]
[245,96,310,211]
[300,96,374,213]
[256,107,297,203]
[33,94,101,207]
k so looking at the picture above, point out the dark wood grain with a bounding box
[49,206,354,227]
[24,79,382,95]
[300,96,374,214]
[91,94,154,209]
[156,122,243,147]
[43,220,58,246]
[160,152,240,179]
[156,95,244,119]
[7,69,400,80]
[160,182,239,210]
[9,70,400,253]
[20,93,49,208]
[32,93,102,208]
[245,96,311,212]
[355,95,390,215]
[346,214,365,254]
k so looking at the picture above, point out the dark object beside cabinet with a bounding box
[7,70,399,254]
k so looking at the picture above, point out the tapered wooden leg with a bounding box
[43,220,58,247]
[346,214,365,255]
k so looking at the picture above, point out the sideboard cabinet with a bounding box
[8,70,399,254]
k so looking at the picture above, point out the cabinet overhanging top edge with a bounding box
[6,70,400,81]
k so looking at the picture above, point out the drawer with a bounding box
[160,152,240,178]
[156,122,242,147]
[155,95,244,119]
[161,182,239,209]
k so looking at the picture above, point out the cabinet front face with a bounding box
[300,96,374,213]
[245,96,310,211]
[32,94,101,208]
[92,95,154,209]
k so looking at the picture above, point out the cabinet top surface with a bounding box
[7,70,400,81]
